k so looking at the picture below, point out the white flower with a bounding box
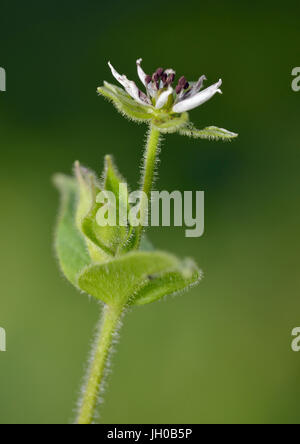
[99,58,237,140]
[108,59,222,113]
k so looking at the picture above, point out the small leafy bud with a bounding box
[54,157,202,307]
[81,156,129,256]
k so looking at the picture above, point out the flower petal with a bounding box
[182,75,207,100]
[155,87,173,109]
[136,59,157,98]
[136,58,147,86]
[172,79,222,113]
[108,61,150,105]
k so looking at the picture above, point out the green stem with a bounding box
[135,124,161,249]
[76,304,123,424]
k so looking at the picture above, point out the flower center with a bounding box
[145,68,190,96]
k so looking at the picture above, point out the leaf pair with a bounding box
[78,251,202,308]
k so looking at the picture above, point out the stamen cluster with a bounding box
[145,67,190,96]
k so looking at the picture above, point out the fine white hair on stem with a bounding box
[139,124,163,192]
[74,303,125,424]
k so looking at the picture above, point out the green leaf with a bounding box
[53,174,91,288]
[104,155,128,224]
[98,82,153,123]
[74,161,99,231]
[152,111,189,133]
[179,125,238,141]
[81,156,129,256]
[132,259,202,305]
[78,251,186,307]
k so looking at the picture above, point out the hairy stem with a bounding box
[135,124,161,249]
[76,304,123,424]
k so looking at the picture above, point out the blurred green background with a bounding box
[1,0,300,424]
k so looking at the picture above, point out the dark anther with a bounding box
[152,72,160,89]
[156,67,164,77]
[184,81,190,90]
[166,73,175,85]
[178,76,187,86]
[161,72,168,84]
[145,75,152,84]
[175,84,183,94]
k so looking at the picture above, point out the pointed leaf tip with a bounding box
[132,258,202,306]
[179,125,238,141]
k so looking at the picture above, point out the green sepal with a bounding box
[152,111,189,133]
[53,174,91,288]
[179,124,238,141]
[98,82,153,123]
[77,251,198,307]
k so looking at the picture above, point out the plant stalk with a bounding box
[76,304,123,424]
[135,124,161,248]
[77,125,161,423]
